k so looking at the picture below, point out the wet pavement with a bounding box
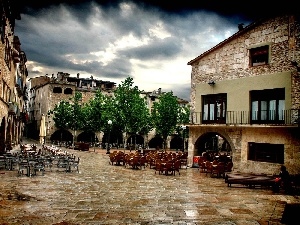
[0,141,299,225]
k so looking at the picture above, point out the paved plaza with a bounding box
[0,141,299,225]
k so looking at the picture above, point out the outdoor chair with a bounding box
[33,160,45,176]
[128,156,140,169]
[43,155,53,171]
[211,161,226,178]
[199,160,206,173]
[56,157,70,172]
[225,161,233,173]
[138,155,147,169]
[180,152,188,169]
[70,157,80,173]
[0,156,6,170]
[161,161,174,176]
[109,152,117,165]
[17,159,30,176]
[172,160,181,175]
[154,159,163,174]
[204,161,212,175]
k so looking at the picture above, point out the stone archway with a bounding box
[170,135,182,150]
[50,129,73,144]
[148,136,163,149]
[77,131,98,143]
[188,126,241,169]
[194,132,232,156]
[126,134,144,149]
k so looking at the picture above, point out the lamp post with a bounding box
[106,120,112,154]
[181,125,186,152]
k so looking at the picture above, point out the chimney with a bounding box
[238,23,244,31]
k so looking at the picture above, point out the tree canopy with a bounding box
[114,77,152,135]
[151,91,179,149]
[50,77,189,148]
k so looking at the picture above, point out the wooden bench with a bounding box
[225,172,276,188]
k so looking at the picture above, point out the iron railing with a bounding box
[190,109,300,125]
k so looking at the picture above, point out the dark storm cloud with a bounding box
[123,37,181,60]
[19,0,297,20]
[100,56,132,79]
[15,0,297,101]
[169,84,191,102]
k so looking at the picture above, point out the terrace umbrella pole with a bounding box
[39,114,46,145]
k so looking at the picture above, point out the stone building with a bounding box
[28,72,189,150]
[27,72,116,143]
[187,14,300,174]
[0,0,28,153]
[140,88,189,149]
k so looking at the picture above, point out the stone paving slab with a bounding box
[0,143,299,224]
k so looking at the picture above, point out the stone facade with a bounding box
[189,15,300,111]
[187,14,300,174]
[27,73,116,142]
[0,1,28,152]
[28,75,189,150]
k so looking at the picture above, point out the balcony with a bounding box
[8,102,18,115]
[190,109,300,126]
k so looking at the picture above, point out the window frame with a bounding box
[53,87,62,93]
[64,88,73,95]
[202,93,227,124]
[249,44,271,67]
[248,142,284,164]
[250,88,285,124]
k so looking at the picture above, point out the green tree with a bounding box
[81,90,107,142]
[69,92,84,132]
[151,91,179,150]
[49,100,73,130]
[49,91,84,145]
[114,77,152,148]
[176,104,191,151]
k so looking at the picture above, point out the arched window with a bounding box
[53,87,62,93]
[64,88,73,94]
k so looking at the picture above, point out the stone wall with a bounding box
[188,125,300,174]
[0,16,27,148]
[240,127,300,174]
[29,76,51,88]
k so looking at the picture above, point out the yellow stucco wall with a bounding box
[195,72,292,113]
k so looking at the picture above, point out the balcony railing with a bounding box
[190,109,300,126]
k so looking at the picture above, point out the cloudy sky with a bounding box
[15,0,296,101]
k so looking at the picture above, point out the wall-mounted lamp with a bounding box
[208,80,215,86]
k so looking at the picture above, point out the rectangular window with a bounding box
[248,142,284,164]
[4,37,11,70]
[202,93,227,124]
[250,88,285,124]
[250,45,269,66]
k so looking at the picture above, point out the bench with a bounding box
[225,172,276,188]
